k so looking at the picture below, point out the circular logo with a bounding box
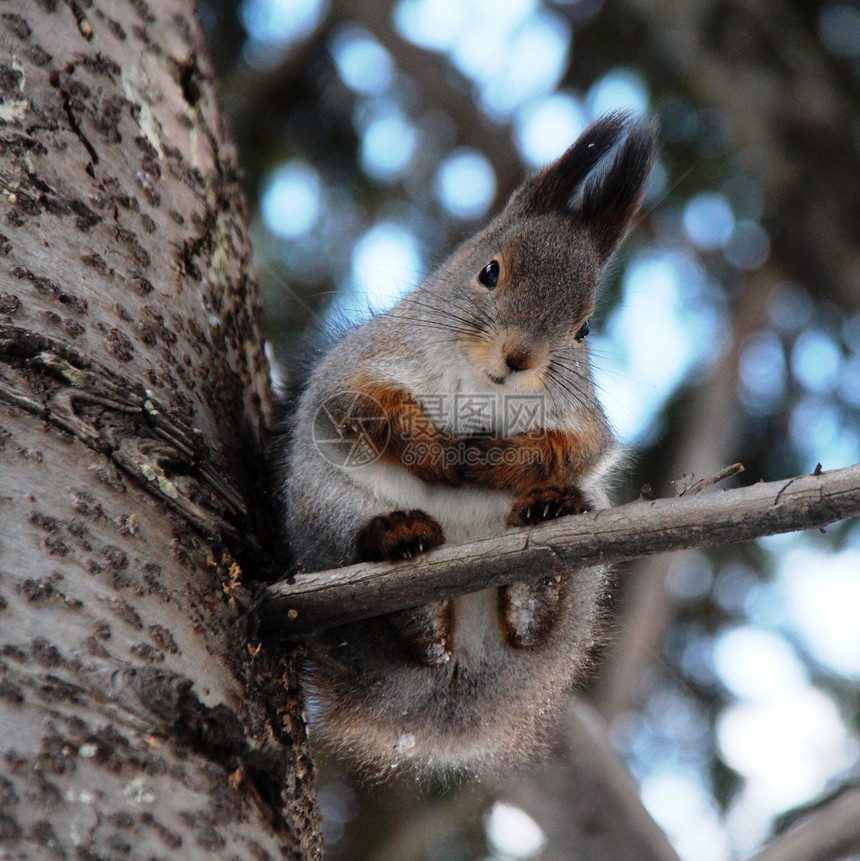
[312,391,389,468]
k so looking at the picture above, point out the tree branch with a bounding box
[263,462,860,635]
[338,0,525,211]
[595,269,773,720]
[501,698,682,861]
[747,786,860,861]
[625,0,860,313]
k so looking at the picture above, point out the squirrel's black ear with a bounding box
[510,112,630,218]
[580,117,657,261]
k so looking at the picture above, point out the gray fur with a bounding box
[278,113,656,775]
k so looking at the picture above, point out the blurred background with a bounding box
[199,0,860,857]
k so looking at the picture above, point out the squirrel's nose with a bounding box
[505,349,532,373]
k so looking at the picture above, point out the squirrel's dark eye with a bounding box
[575,319,591,341]
[478,260,500,289]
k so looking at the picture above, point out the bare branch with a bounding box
[501,698,681,861]
[627,0,860,312]
[747,786,860,861]
[333,0,525,209]
[593,266,773,721]
[263,462,860,635]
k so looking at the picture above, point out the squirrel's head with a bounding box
[426,112,656,393]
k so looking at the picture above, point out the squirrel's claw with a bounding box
[507,485,592,527]
[357,509,445,563]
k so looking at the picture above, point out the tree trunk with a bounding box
[0,1,321,857]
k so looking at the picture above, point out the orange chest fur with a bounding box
[343,375,604,495]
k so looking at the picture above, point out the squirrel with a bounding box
[278,112,656,775]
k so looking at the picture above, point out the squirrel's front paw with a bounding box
[356,509,445,562]
[506,485,592,527]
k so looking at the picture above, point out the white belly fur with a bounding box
[350,459,514,542]
[350,459,513,659]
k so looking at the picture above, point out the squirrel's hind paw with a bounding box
[506,485,592,527]
[387,600,453,665]
[356,509,445,562]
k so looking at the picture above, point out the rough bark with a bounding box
[0,1,320,858]
[264,462,860,634]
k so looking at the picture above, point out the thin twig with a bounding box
[678,462,745,496]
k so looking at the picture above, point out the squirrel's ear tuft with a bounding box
[509,112,629,216]
[508,112,657,262]
[580,117,657,261]
[510,112,631,218]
